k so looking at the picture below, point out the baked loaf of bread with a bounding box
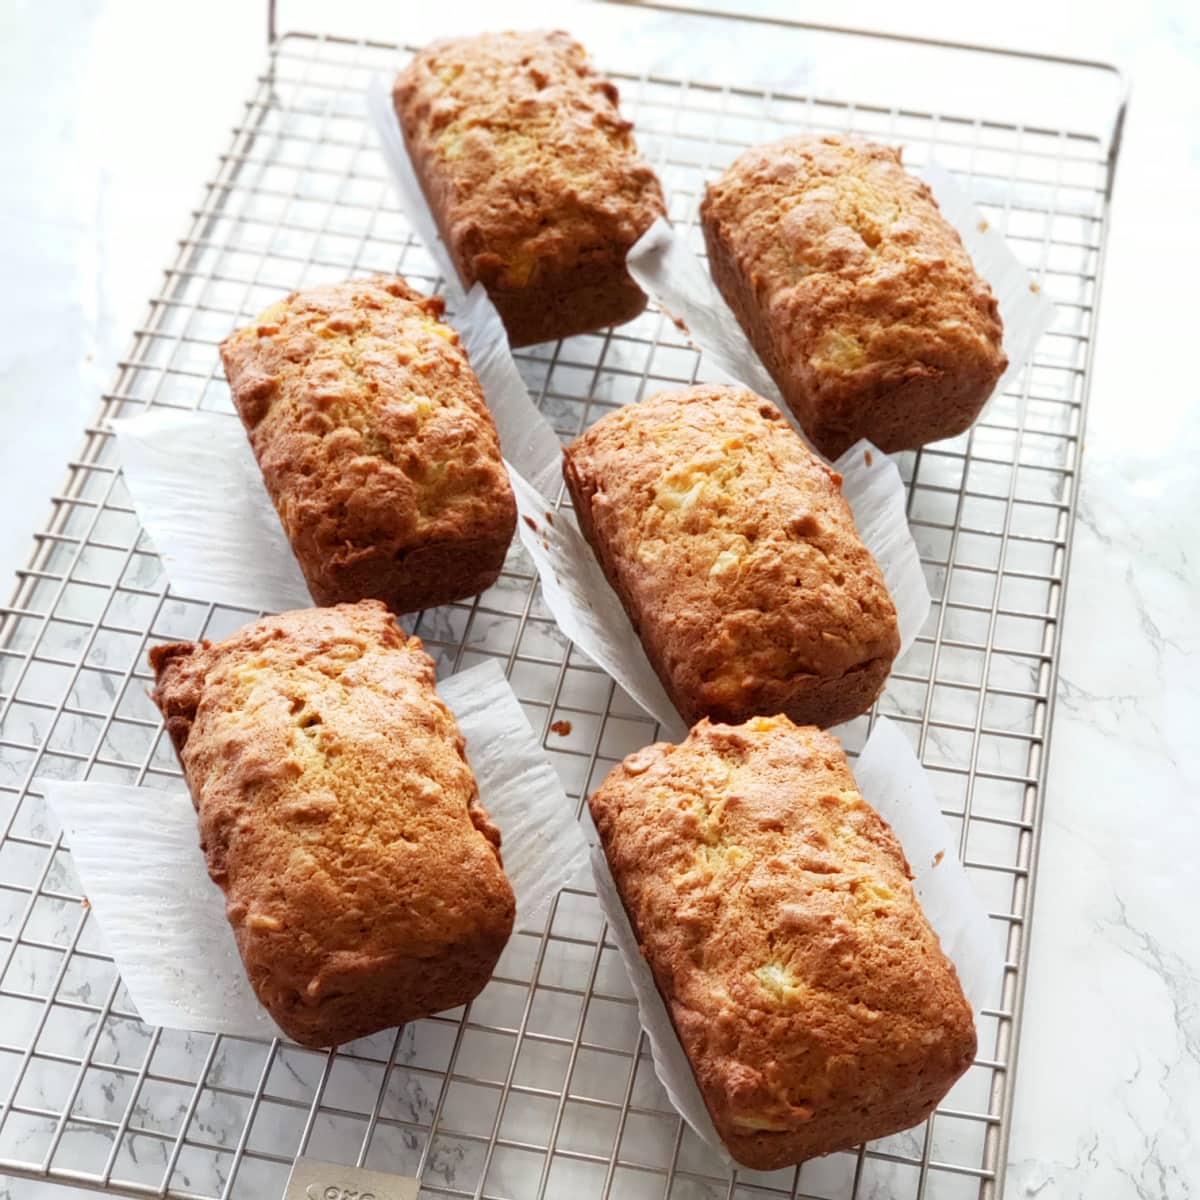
[149,601,515,1048]
[563,384,899,728]
[393,30,666,346]
[701,134,1006,458]
[590,716,976,1169]
[220,276,516,614]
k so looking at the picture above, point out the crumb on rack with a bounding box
[932,850,945,867]
[977,218,989,232]
[523,515,538,531]
[1030,281,1041,293]
[545,511,555,525]
[81,896,91,909]
[670,312,690,335]
[864,449,873,467]
[550,719,573,736]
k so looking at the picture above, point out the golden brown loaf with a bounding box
[220,276,516,614]
[393,30,667,346]
[701,134,1006,458]
[590,716,976,1169]
[149,601,515,1048]
[563,384,899,728]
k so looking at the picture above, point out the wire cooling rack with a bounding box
[0,13,1122,1200]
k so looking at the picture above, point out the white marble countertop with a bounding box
[2,2,1197,1198]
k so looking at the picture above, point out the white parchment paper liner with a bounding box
[114,408,313,615]
[589,715,1005,1158]
[367,75,463,302]
[627,166,1055,435]
[42,659,589,1040]
[457,284,563,498]
[513,439,931,732]
[110,273,564,602]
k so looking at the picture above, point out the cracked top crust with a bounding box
[701,134,1006,456]
[589,715,976,1168]
[393,30,665,342]
[220,275,515,610]
[149,601,515,1045]
[563,384,899,726]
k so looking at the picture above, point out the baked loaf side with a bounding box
[563,384,899,728]
[590,716,976,1169]
[149,600,515,1048]
[701,134,1006,457]
[393,30,666,346]
[220,276,516,614]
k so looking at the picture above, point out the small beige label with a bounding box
[283,1157,420,1200]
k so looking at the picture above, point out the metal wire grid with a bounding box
[0,27,1112,1200]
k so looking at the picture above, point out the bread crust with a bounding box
[563,384,899,728]
[220,275,516,614]
[393,30,666,346]
[701,134,1006,457]
[589,716,976,1169]
[149,601,515,1048]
